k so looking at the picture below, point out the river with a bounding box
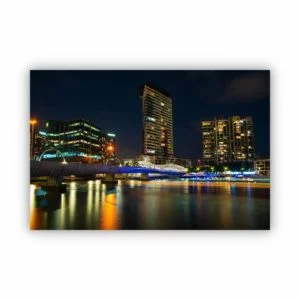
[30,180,270,230]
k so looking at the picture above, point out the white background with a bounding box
[0,1,299,299]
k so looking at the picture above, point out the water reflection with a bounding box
[29,180,270,230]
[69,182,77,228]
[60,194,66,229]
[86,181,93,228]
[100,189,119,230]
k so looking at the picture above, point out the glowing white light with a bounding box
[147,117,156,122]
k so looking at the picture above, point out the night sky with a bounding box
[30,70,270,161]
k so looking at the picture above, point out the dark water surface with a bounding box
[30,180,270,230]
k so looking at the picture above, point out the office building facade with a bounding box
[140,84,174,164]
[202,116,255,166]
[254,159,270,176]
[38,119,115,162]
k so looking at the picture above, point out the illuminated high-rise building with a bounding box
[215,119,231,164]
[140,84,174,164]
[202,120,217,166]
[229,116,255,161]
[201,116,255,166]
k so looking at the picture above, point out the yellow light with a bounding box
[30,119,37,125]
[107,145,114,152]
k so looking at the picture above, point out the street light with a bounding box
[107,145,114,152]
[105,144,115,165]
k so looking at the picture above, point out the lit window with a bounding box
[147,117,156,122]
[146,149,155,154]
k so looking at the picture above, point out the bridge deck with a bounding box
[30,161,186,177]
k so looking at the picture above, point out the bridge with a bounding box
[31,160,187,187]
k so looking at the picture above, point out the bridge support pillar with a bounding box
[102,174,118,189]
[43,176,66,193]
[46,176,62,186]
[141,173,149,181]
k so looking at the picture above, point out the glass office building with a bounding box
[39,119,115,163]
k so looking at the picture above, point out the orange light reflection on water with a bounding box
[100,192,119,230]
[29,185,45,229]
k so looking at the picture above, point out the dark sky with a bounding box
[30,70,270,160]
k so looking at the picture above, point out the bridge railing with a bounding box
[137,161,187,173]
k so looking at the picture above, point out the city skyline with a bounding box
[29,70,270,231]
[30,70,270,160]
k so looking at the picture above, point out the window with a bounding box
[146,149,155,154]
[147,117,156,122]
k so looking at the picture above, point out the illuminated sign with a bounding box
[42,151,86,159]
[42,154,57,159]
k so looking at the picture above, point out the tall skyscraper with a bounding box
[230,116,255,161]
[140,84,174,164]
[202,120,217,166]
[202,116,255,166]
[215,119,231,164]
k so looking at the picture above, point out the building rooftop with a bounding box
[140,83,171,98]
